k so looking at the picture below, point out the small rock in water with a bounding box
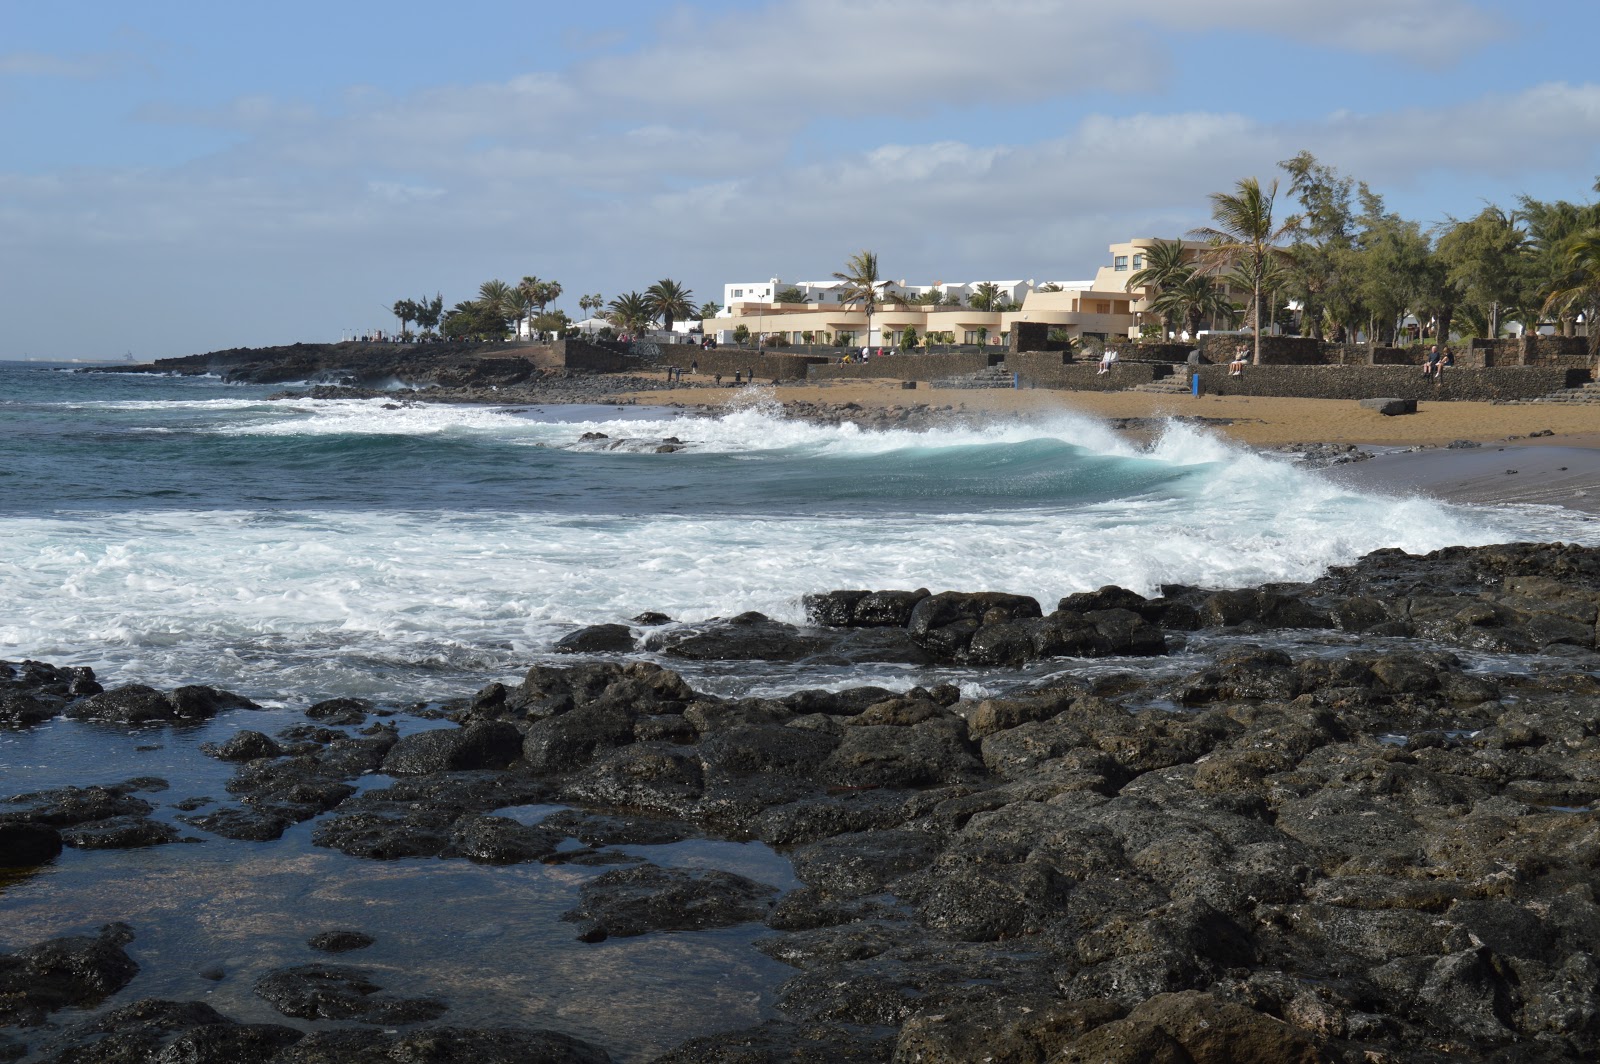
[307,930,375,954]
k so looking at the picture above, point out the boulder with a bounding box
[253,964,447,1023]
[563,863,779,940]
[382,721,524,774]
[554,623,636,654]
[1359,397,1416,415]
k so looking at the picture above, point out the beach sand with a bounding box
[624,378,1600,517]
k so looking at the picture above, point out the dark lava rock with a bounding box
[563,863,778,939]
[202,729,284,761]
[0,922,138,1026]
[65,683,257,723]
[653,1020,892,1063]
[802,588,931,629]
[0,691,61,727]
[909,591,1042,638]
[632,611,672,625]
[35,997,303,1064]
[271,1025,612,1064]
[59,815,181,850]
[307,930,375,954]
[4,783,154,826]
[554,623,635,654]
[312,810,456,860]
[646,614,837,662]
[0,822,63,867]
[382,721,524,774]
[305,697,371,725]
[178,804,294,842]
[447,815,563,864]
[0,658,101,700]
[253,963,447,1023]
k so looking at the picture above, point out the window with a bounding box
[732,289,744,298]
[963,330,980,344]
[1132,254,1144,268]
[1114,256,1129,271]
[1094,301,1111,315]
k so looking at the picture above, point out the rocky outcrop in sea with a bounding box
[3,542,1598,1062]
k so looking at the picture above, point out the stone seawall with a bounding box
[1011,352,1172,390]
[657,350,828,381]
[808,352,1000,381]
[1193,365,1588,402]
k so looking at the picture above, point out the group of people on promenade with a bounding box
[1422,345,1455,379]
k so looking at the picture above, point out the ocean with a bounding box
[3,359,1595,709]
[4,358,1600,1060]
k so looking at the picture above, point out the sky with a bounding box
[4,0,1600,359]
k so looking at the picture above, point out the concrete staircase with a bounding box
[1129,368,1191,395]
[1513,379,1600,404]
[930,365,1015,389]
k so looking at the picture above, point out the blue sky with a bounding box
[4,0,1599,358]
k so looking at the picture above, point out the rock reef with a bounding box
[2,542,1599,1061]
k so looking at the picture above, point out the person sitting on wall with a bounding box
[1423,345,1441,377]
[1229,346,1248,376]
[1097,347,1118,374]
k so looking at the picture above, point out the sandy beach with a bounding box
[625,378,1600,517]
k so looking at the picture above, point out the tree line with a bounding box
[389,278,717,342]
[1153,151,1600,364]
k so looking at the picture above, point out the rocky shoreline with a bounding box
[4,542,1599,1061]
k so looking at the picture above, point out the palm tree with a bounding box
[503,288,533,338]
[832,250,893,348]
[969,282,1004,312]
[1190,177,1294,364]
[696,301,721,320]
[607,292,654,337]
[1149,273,1239,339]
[645,279,694,333]
[1541,228,1600,360]
[391,299,418,340]
[478,280,514,329]
[1124,240,1193,338]
[579,293,604,321]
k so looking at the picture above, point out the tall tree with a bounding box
[1541,228,1600,358]
[832,251,892,348]
[1124,240,1193,338]
[645,279,695,333]
[1435,206,1530,340]
[607,292,654,337]
[1190,177,1294,364]
[1148,273,1238,339]
[1278,151,1355,340]
[696,300,721,319]
[415,293,444,334]
[477,280,514,330]
[579,293,605,320]
[969,281,1004,311]
[391,299,418,340]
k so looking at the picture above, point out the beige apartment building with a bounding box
[709,239,1212,348]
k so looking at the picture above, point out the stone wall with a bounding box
[807,352,1001,381]
[1192,365,1588,402]
[1121,342,1193,364]
[1469,336,1591,368]
[1196,335,1327,365]
[1010,352,1172,390]
[1009,322,1073,354]
[657,349,830,381]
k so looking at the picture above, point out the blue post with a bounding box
[1013,372,1019,389]
[1191,372,1201,397]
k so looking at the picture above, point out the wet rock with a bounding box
[0,691,62,727]
[908,591,1042,638]
[654,1020,892,1063]
[4,783,154,826]
[271,1026,612,1064]
[554,623,636,654]
[202,729,284,761]
[0,822,63,867]
[648,614,837,662]
[822,717,982,789]
[66,683,257,723]
[311,810,456,860]
[563,863,778,939]
[305,697,371,725]
[0,923,138,1026]
[447,815,563,864]
[382,721,524,774]
[178,804,294,842]
[307,930,375,954]
[59,815,180,849]
[253,963,447,1023]
[522,704,638,774]
[789,828,941,896]
[33,997,303,1064]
